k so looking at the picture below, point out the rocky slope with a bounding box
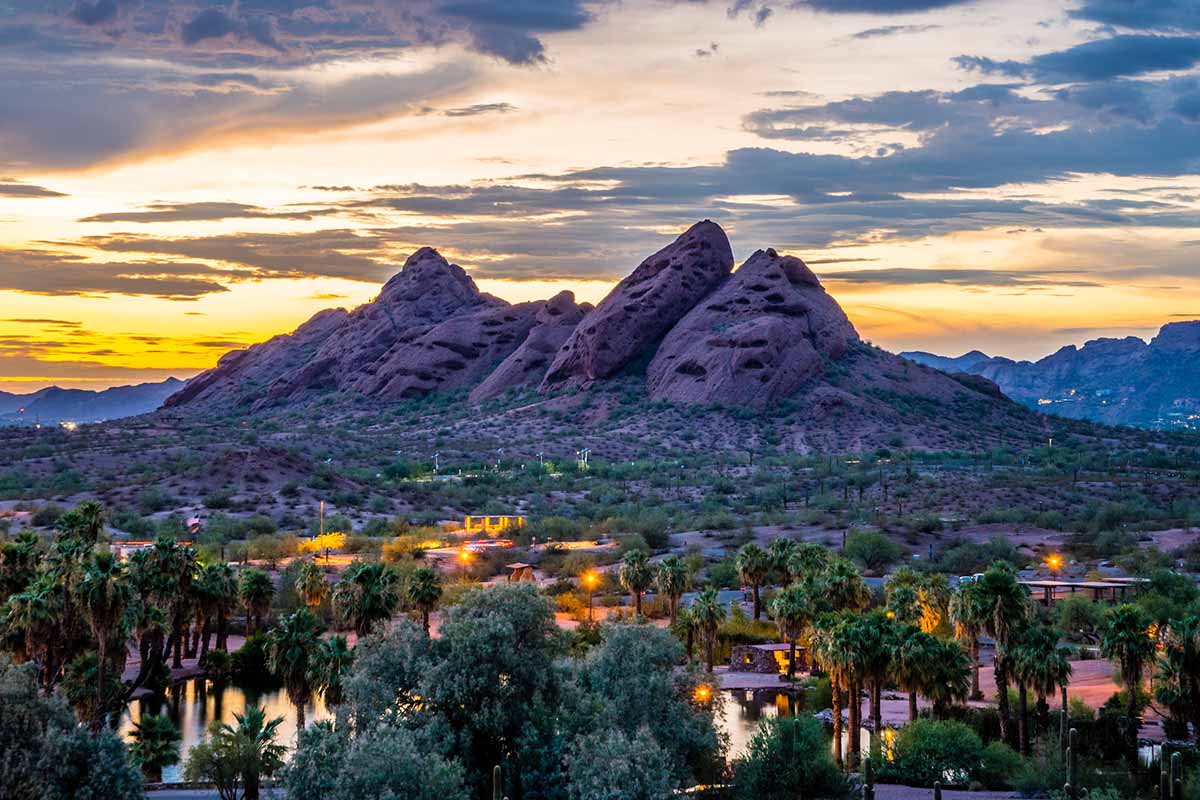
[165,221,1028,438]
[540,220,734,390]
[902,322,1200,428]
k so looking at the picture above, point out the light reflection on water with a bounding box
[118,680,332,783]
[123,683,879,782]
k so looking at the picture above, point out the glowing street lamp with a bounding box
[583,570,598,622]
[458,548,472,578]
[692,684,712,704]
[1046,553,1063,577]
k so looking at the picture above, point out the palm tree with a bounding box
[787,542,833,583]
[186,706,286,800]
[618,549,653,618]
[886,567,923,627]
[79,547,132,728]
[674,606,698,662]
[56,500,105,544]
[129,713,181,782]
[295,559,329,615]
[4,577,58,685]
[266,608,322,730]
[810,612,856,769]
[692,586,726,672]
[1101,603,1156,769]
[950,581,987,700]
[1154,614,1200,741]
[853,611,896,741]
[405,566,442,635]
[894,627,939,722]
[824,558,871,613]
[974,561,1030,746]
[0,530,40,597]
[922,638,973,719]
[310,635,353,706]
[769,583,812,680]
[769,537,799,583]
[206,563,238,652]
[239,569,275,636]
[917,572,953,635]
[655,555,690,622]
[736,543,772,621]
[1013,625,1073,755]
[331,561,400,637]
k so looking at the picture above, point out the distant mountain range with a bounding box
[0,378,185,426]
[902,322,1200,429]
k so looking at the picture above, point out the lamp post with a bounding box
[1046,553,1063,577]
[584,571,598,622]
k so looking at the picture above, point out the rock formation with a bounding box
[540,220,733,390]
[646,249,857,409]
[470,291,590,403]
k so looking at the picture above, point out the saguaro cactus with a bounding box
[1171,751,1183,800]
[862,754,875,800]
[1063,728,1080,800]
[493,765,509,800]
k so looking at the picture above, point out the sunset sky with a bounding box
[2,0,1199,392]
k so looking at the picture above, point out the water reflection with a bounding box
[720,689,887,761]
[118,681,332,783]
[124,683,886,782]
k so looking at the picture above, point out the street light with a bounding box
[692,684,712,704]
[583,570,598,622]
[1046,553,1063,577]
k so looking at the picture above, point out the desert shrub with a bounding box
[707,557,740,589]
[31,503,64,527]
[977,741,1022,789]
[732,715,850,800]
[136,486,173,514]
[880,719,982,787]
[842,530,903,574]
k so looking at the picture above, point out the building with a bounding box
[463,514,525,536]
[730,643,804,675]
[109,540,192,561]
[506,562,537,583]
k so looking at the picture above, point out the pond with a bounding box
[121,681,880,782]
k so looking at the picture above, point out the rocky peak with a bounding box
[1150,320,1200,352]
[540,220,734,389]
[378,247,487,308]
[646,248,859,409]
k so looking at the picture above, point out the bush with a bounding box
[880,719,982,787]
[31,503,63,527]
[843,530,904,574]
[230,634,277,689]
[733,715,850,800]
[977,741,1021,789]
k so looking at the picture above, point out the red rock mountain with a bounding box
[647,249,857,409]
[165,221,1005,416]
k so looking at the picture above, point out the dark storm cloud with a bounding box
[956,35,1200,82]
[0,249,231,299]
[85,229,397,283]
[79,202,336,223]
[1069,0,1200,33]
[0,179,67,198]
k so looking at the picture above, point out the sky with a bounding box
[2,0,1199,392]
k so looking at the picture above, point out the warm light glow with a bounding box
[583,571,598,588]
[1045,554,1063,574]
[458,549,472,563]
[692,684,712,704]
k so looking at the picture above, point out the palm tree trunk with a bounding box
[1128,669,1140,773]
[297,700,306,732]
[752,584,761,621]
[788,641,796,680]
[872,680,882,739]
[217,610,228,652]
[1060,684,1069,753]
[849,677,861,766]
[970,639,982,700]
[94,633,108,731]
[995,653,1012,746]
[705,635,715,673]
[422,608,431,635]
[634,591,642,617]
[1018,682,1029,755]
[245,768,260,800]
[171,615,184,668]
[908,688,918,722]
[832,676,843,769]
[199,617,212,660]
